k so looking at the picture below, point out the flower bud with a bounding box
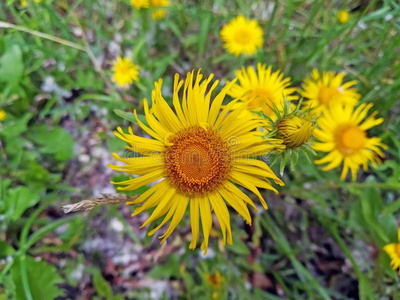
[277,115,314,148]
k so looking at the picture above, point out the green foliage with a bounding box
[0,44,24,84]
[10,256,63,300]
[26,125,75,161]
[2,185,42,222]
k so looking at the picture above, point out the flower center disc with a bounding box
[234,29,251,45]
[337,125,366,154]
[165,126,231,196]
[318,86,340,106]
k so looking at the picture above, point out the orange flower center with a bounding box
[396,244,400,257]
[318,86,340,106]
[336,125,366,154]
[234,29,252,45]
[165,126,231,196]
[249,88,275,115]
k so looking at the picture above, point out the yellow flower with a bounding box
[277,115,315,149]
[301,69,360,116]
[313,103,386,180]
[131,0,149,9]
[152,9,166,20]
[20,0,41,6]
[149,0,169,19]
[150,0,169,6]
[0,109,6,122]
[206,271,224,289]
[337,10,350,24]
[111,56,139,87]
[383,228,400,274]
[220,15,263,56]
[228,63,297,117]
[109,70,284,254]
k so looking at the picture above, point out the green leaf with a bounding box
[381,197,400,215]
[26,125,75,161]
[92,269,112,299]
[106,135,127,153]
[0,241,15,257]
[198,10,212,55]
[0,44,24,84]
[0,113,32,138]
[227,238,250,255]
[11,256,63,300]
[2,186,42,222]
[113,109,147,125]
[149,254,181,279]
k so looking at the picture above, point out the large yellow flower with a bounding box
[220,15,263,56]
[301,69,360,116]
[312,103,386,180]
[109,70,284,253]
[228,64,297,117]
[111,56,139,88]
[383,228,400,274]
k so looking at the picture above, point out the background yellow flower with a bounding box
[0,109,6,122]
[228,63,297,117]
[111,56,139,87]
[301,69,360,116]
[131,0,149,9]
[337,10,350,24]
[383,228,400,274]
[220,15,263,56]
[313,103,386,180]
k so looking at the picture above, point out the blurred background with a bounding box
[0,0,400,299]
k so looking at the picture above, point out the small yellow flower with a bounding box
[20,0,41,6]
[313,103,387,180]
[383,228,400,274]
[301,69,361,116]
[111,56,139,88]
[131,0,149,9]
[220,15,263,56]
[109,70,284,254]
[149,0,169,19]
[228,63,297,117]
[277,115,315,149]
[0,109,6,122]
[337,10,350,24]
[152,9,166,20]
[206,271,224,289]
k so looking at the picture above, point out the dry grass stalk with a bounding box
[62,193,135,213]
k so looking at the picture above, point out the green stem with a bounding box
[19,255,33,300]
[0,21,86,51]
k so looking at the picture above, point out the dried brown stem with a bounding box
[62,194,135,213]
